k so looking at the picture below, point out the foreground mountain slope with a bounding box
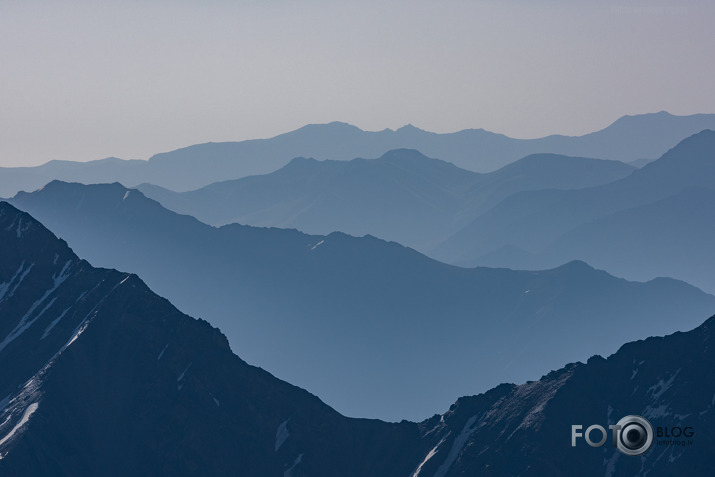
[2,203,714,476]
[0,202,424,476]
[408,312,715,476]
[0,111,711,196]
[137,150,633,251]
[433,130,715,293]
[9,183,715,420]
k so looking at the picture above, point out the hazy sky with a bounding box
[1,0,714,166]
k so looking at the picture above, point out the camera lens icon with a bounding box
[616,415,653,456]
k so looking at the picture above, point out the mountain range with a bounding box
[8,182,715,420]
[433,129,715,294]
[1,202,713,476]
[1,111,714,197]
[136,129,715,295]
[136,149,634,251]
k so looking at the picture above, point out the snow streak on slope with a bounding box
[0,261,73,353]
[0,403,39,449]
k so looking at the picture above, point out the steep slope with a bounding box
[408,312,715,476]
[0,111,711,196]
[8,182,715,421]
[0,202,424,476]
[137,150,633,251]
[434,129,715,293]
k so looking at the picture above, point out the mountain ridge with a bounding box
[1,111,713,196]
[136,148,633,251]
[434,129,715,293]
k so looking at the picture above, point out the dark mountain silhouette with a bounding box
[0,111,713,196]
[404,313,715,476]
[1,202,714,475]
[8,182,715,421]
[137,150,633,251]
[433,130,715,293]
[0,202,424,476]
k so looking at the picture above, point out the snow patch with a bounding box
[10,261,74,341]
[41,307,71,339]
[75,290,88,303]
[644,405,669,419]
[648,369,680,401]
[157,343,168,361]
[0,262,34,303]
[52,274,131,358]
[275,419,290,452]
[310,240,325,251]
[433,415,481,477]
[0,293,59,353]
[63,318,90,350]
[14,217,31,238]
[668,451,681,463]
[0,396,9,413]
[0,402,39,448]
[284,453,303,477]
[177,362,192,382]
[209,393,219,407]
[411,436,446,477]
[123,190,131,200]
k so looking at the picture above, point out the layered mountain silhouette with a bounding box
[1,111,713,196]
[1,202,713,476]
[8,182,715,420]
[0,202,424,476]
[136,149,633,251]
[433,129,715,294]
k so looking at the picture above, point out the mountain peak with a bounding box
[396,123,427,134]
[293,121,364,135]
[378,148,431,161]
[640,128,715,173]
[285,156,319,166]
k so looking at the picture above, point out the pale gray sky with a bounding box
[1,0,714,166]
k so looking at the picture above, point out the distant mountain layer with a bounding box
[137,149,634,250]
[1,202,714,476]
[433,129,715,294]
[2,111,714,196]
[9,183,715,421]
